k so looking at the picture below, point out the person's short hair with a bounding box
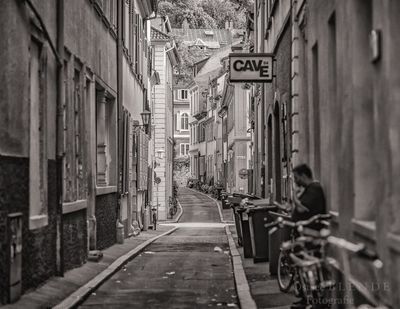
[293,163,313,178]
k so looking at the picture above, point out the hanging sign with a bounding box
[229,53,274,82]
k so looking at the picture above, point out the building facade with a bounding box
[173,79,191,187]
[0,0,156,304]
[249,0,400,306]
[151,17,179,220]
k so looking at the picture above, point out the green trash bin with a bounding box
[247,200,277,263]
[237,207,253,258]
[268,211,292,275]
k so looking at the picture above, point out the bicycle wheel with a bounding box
[277,251,295,292]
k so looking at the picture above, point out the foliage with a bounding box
[158,0,253,29]
[200,0,246,29]
[158,0,217,29]
[173,156,190,170]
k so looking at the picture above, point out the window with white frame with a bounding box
[29,38,48,229]
[181,113,189,130]
[180,143,190,156]
[178,89,188,100]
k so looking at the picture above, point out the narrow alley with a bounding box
[79,189,237,308]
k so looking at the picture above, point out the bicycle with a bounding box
[264,213,333,309]
[267,215,390,308]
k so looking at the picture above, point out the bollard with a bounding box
[116,221,124,244]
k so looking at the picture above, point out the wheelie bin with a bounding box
[268,211,292,275]
[228,195,242,244]
[247,200,277,263]
[229,193,261,247]
[222,192,232,209]
[236,207,253,258]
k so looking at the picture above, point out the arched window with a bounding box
[181,113,189,130]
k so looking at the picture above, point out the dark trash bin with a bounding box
[247,200,277,263]
[230,203,243,246]
[222,193,235,209]
[268,211,292,275]
[227,195,243,244]
[236,207,253,258]
[215,187,223,200]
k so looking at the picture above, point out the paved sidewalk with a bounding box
[229,225,297,309]
[4,225,177,309]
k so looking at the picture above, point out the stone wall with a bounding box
[0,157,58,304]
[95,193,117,250]
[62,209,88,271]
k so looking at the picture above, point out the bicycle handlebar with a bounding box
[265,213,332,230]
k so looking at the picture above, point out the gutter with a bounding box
[116,0,123,221]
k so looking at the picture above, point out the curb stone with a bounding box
[225,225,257,309]
[53,226,179,309]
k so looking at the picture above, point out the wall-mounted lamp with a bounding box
[133,109,151,133]
[140,109,151,126]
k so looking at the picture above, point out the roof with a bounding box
[173,75,194,89]
[151,27,170,41]
[171,28,233,46]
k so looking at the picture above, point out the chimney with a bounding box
[225,20,229,29]
[182,18,189,29]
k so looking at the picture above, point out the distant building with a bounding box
[172,77,191,186]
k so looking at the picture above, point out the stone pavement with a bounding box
[3,225,177,309]
[210,192,298,309]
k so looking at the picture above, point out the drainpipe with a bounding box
[260,0,266,197]
[56,0,64,276]
[116,0,123,223]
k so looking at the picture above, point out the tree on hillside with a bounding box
[157,0,253,29]
[158,0,217,29]
[200,0,246,29]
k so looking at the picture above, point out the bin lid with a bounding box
[236,206,254,213]
[227,196,242,203]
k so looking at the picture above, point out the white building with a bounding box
[150,17,179,220]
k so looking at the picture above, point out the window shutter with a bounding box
[135,14,139,72]
[174,113,177,131]
[177,111,181,131]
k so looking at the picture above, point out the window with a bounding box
[181,113,189,130]
[180,143,190,156]
[29,38,48,229]
[179,89,188,100]
[96,89,117,187]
